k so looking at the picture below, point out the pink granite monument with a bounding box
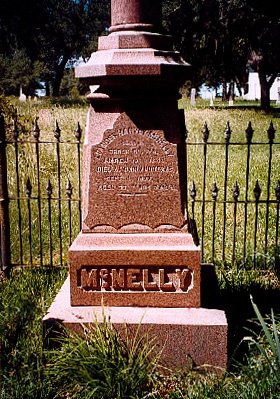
[44,0,227,370]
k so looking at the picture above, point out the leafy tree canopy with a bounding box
[0,0,110,96]
[1,0,280,108]
[163,0,280,108]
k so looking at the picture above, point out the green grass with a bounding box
[45,319,160,399]
[0,268,159,399]
[2,97,280,397]
[4,98,86,266]
[0,267,67,399]
[0,268,279,398]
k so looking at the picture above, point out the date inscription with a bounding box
[85,123,184,229]
[92,128,179,196]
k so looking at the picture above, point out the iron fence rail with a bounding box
[0,115,279,272]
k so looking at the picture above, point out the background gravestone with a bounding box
[190,88,196,106]
[44,0,227,370]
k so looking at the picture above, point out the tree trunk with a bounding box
[222,79,227,101]
[235,77,243,97]
[52,54,69,97]
[228,80,235,100]
[258,70,271,110]
[45,81,51,96]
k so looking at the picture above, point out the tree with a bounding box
[0,50,44,96]
[245,0,280,110]
[163,0,248,99]
[0,0,110,96]
[163,0,280,109]
[0,0,45,94]
[37,0,110,96]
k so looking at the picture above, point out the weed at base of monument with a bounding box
[45,317,160,399]
[219,296,280,399]
[242,296,280,377]
[150,298,280,399]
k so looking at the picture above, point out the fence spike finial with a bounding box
[185,126,188,141]
[66,179,73,198]
[33,118,40,140]
[202,122,210,143]
[233,181,240,200]
[13,118,19,140]
[267,121,275,143]
[189,181,197,200]
[211,182,219,200]
[224,121,232,143]
[75,122,82,141]
[276,180,280,201]
[54,120,61,140]
[46,180,53,196]
[26,177,32,196]
[253,180,261,201]
[245,121,254,143]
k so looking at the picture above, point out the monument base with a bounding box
[69,232,201,308]
[43,277,228,371]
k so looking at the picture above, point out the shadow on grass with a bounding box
[209,105,280,115]
[201,248,280,367]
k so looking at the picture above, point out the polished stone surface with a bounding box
[43,0,228,372]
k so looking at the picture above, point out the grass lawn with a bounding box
[0,96,279,398]
[0,267,279,398]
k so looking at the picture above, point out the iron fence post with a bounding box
[0,114,11,277]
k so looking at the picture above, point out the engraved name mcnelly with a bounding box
[77,267,193,292]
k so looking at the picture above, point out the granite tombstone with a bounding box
[44,0,227,371]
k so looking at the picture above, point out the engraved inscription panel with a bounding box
[84,117,185,230]
[77,266,194,293]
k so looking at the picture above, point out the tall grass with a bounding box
[46,320,160,399]
[0,268,159,399]
[0,267,67,399]
[1,267,279,399]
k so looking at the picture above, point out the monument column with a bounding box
[110,0,162,32]
[44,0,228,371]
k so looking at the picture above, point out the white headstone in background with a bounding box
[244,72,280,101]
[276,88,280,105]
[228,96,234,106]
[210,94,214,107]
[19,85,26,102]
[190,88,196,106]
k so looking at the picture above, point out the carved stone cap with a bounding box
[75,0,190,85]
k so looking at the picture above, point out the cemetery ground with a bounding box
[0,97,280,398]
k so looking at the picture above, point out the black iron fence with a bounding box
[0,114,279,273]
[0,115,82,273]
[186,121,280,269]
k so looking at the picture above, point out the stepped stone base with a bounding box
[43,277,228,371]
